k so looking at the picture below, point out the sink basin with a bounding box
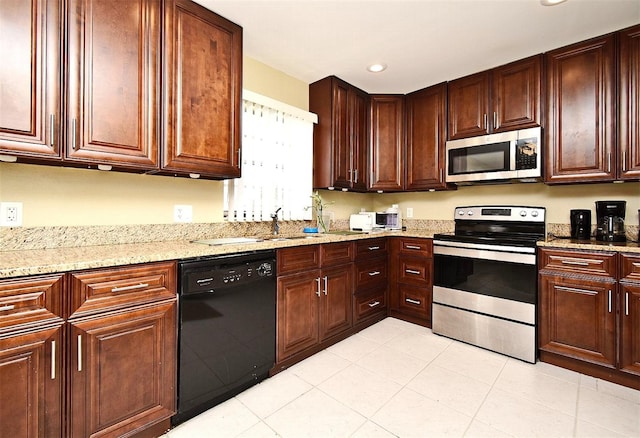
[191,237,261,246]
[259,235,320,241]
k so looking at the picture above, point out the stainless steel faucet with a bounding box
[271,207,282,235]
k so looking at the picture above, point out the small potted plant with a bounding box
[306,191,333,233]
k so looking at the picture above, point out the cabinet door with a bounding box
[69,302,176,438]
[369,95,404,191]
[66,0,160,169]
[163,0,242,177]
[620,282,640,377]
[544,34,616,183]
[331,81,351,189]
[276,271,320,362]
[619,24,640,180]
[0,325,63,438]
[491,55,542,133]
[0,0,61,159]
[447,71,490,140]
[539,274,616,368]
[350,89,369,190]
[319,265,353,340]
[405,83,449,190]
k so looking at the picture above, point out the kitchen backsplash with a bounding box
[1,219,636,251]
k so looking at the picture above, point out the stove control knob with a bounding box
[531,211,539,217]
[458,210,465,216]
[520,210,527,217]
[467,211,474,216]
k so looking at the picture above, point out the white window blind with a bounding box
[224,91,317,222]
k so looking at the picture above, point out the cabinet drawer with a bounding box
[621,254,640,282]
[321,242,354,267]
[397,237,432,257]
[397,257,432,286]
[69,262,176,318]
[355,259,388,290]
[278,245,321,275]
[397,284,430,316]
[355,238,388,260]
[538,249,616,277]
[0,275,64,331]
[354,288,386,322]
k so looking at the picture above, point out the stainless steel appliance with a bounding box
[445,127,542,184]
[570,209,592,240]
[595,200,627,242]
[173,251,276,426]
[432,206,546,363]
[376,212,401,230]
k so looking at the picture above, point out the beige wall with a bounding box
[1,56,638,228]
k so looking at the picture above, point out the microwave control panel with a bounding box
[515,137,538,170]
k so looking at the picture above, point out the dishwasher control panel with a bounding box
[180,253,275,295]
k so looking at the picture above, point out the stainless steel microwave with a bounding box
[445,127,542,184]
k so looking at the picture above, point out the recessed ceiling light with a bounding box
[540,0,567,5]
[367,63,387,73]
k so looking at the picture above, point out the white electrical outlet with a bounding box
[174,205,193,223]
[406,207,413,218]
[0,202,23,227]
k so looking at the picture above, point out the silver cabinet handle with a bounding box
[315,277,321,297]
[368,301,380,308]
[77,335,82,372]
[625,292,629,316]
[439,168,443,182]
[406,245,422,250]
[50,114,55,146]
[71,118,77,150]
[607,152,611,173]
[347,169,353,183]
[405,269,421,275]
[237,148,242,169]
[323,276,328,296]
[368,271,381,276]
[368,246,380,251]
[493,111,498,130]
[354,169,359,183]
[483,113,488,131]
[622,151,627,172]
[608,290,612,313]
[561,260,590,266]
[111,283,149,293]
[405,298,421,305]
[0,304,15,312]
[555,285,596,295]
[51,340,56,380]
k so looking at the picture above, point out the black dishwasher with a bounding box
[172,250,276,426]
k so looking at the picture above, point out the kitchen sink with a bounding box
[192,235,321,246]
[258,235,321,241]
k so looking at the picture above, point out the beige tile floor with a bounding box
[164,318,640,438]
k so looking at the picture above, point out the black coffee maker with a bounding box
[570,209,591,240]
[595,201,627,242]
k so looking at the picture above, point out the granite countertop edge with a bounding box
[537,237,640,254]
[0,230,436,279]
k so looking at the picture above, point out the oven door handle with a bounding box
[433,243,536,265]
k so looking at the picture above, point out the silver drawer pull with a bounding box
[368,301,380,308]
[111,283,149,293]
[555,285,595,295]
[405,298,421,305]
[51,340,56,380]
[560,260,590,266]
[405,245,421,250]
[368,271,381,276]
[368,246,380,251]
[405,269,421,275]
[0,304,15,312]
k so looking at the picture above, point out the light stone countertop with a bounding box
[3,229,639,279]
[0,230,436,279]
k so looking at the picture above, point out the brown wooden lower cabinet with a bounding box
[0,262,177,438]
[276,243,354,365]
[538,248,640,390]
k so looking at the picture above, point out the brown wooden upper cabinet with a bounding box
[162,0,242,178]
[447,55,542,140]
[310,76,369,191]
[0,0,62,160]
[618,24,640,181]
[405,83,450,191]
[66,0,162,170]
[0,0,241,178]
[544,34,616,184]
[369,95,405,192]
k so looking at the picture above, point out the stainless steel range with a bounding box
[432,206,546,363]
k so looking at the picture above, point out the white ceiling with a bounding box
[195,0,640,94]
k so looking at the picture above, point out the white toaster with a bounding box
[349,212,377,232]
